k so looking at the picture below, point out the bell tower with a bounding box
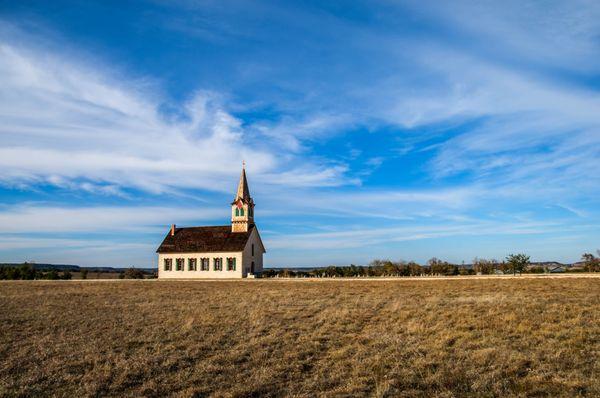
[231,162,255,233]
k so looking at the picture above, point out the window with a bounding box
[200,258,209,271]
[176,258,184,271]
[188,258,197,271]
[249,207,253,217]
[240,208,244,216]
[213,257,223,271]
[252,244,254,256]
[235,208,239,217]
[227,257,236,271]
[163,258,172,271]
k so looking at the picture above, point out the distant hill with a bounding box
[0,263,156,273]
[268,266,327,272]
[0,263,80,271]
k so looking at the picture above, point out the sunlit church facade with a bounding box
[156,165,266,278]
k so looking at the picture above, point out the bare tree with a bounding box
[473,258,495,275]
[581,252,600,272]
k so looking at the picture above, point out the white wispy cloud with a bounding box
[404,0,600,73]
[264,220,600,266]
[266,220,567,251]
[0,204,222,233]
[0,236,158,266]
[154,0,600,208]
[259,186,481,222]
[0,236,153,251]
[0,26,351,194]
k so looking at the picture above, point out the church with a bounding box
[156,165,266,278]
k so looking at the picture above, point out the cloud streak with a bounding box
[0,31,350,194]
[266,221,569,251]
[0,204,223,233]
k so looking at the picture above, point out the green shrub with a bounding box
[123,268,144,279]
[46,269,59,280]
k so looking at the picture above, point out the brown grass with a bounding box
[1,278,599,397]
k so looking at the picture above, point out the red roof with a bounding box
[156,225,254,253]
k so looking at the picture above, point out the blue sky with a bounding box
[0,0,598,267]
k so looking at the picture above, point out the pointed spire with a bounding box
[234,162,251,202]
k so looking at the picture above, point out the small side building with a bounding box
[156,166,266,279]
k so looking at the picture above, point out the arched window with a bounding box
[213,258,222,271]
[235,208,239,217]
[249,207,253,217]
[227,257,236,271]
[240,208,244,216]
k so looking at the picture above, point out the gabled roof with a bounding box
[156,225,254,253]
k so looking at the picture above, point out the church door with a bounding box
[251,261,255,274]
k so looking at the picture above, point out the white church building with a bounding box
[156,165,266,279]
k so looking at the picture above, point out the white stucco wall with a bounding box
[242,227,265,277]
[158,251,243,279]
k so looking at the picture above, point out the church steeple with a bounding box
[235,162,251,202]
[231,162,255,233]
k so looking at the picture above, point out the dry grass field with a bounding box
[1,278,599,397]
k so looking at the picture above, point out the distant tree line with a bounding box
[1,251,598,280]
[0,264,156,280]
[0,264,72,280]
[263,258,475,278]
[263,252,600,278]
